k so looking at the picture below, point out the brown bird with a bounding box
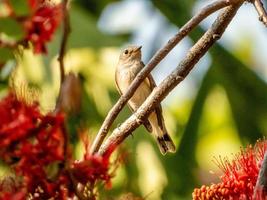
[115,45,176,155]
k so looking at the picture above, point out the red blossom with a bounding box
[0,93,40,148]
[71,136,113,189]
[0,191,26,200]
[193,140,267,200]
[71,153,112,188]
[28,0,44,10]
[0,93,66,165]
[0,91,121,199]
[0,92,73,199]
[24,2,62,53]
[70,134,117,189]
[3,0,62,54]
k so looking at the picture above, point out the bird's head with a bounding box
[119,45,142,64]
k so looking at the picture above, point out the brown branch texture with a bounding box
[58,0,70,84]
[252,0,267,26]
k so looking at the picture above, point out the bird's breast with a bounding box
[116,68,136,94]
[117,71,151,109]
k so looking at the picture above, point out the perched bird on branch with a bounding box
[115,45,176,155]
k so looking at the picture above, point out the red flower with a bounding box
[0,91,121,199]
[193,140,267,200]
[0,93,40,149]
[70,134,118,190]
[71,136,113,189]
[0,92,73,199]
[28,0,43,10]
[71,153,112,188]
[4,0,62,54]
[24,2,62,53]
[0,191,26,200]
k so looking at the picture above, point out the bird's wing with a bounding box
[115,70,123,96]
[115,68,152,132]
[142,62,165,131]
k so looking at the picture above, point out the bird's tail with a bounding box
[155,127,176,155]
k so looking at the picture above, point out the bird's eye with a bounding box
[124,50,129,54]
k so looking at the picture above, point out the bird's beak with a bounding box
[135,46,142,51]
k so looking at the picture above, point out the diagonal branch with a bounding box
[55,0,71,113]
[251,0,267,26]
[90,0,240,154]
[98,1,244,156]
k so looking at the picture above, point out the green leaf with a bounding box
[211,45,266,142]
[0,48,14,63]
[0,18,25,40]
[68,5,124,48]
[9,0,30,16]
[44,4,125,82]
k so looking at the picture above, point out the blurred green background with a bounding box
[1,0,267,199]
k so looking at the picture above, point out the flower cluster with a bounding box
[71,133,114,189]
[0,92,72,199]
[3,0,62,53]
[192,140,267,200]
[24,0,62,53]
[0,92,117,199]
[71,152,112,188]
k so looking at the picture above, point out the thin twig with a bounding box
[90,0,240,154]
[251,0,267,26]
[57,0,70,84]
[98,1,244,156]
[54,0,71,165]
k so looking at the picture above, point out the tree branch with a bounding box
[98,1,244,156]
[57,0,70,84]
[90,0,239,154]
[251,0,267,26]
[55,0,71,183]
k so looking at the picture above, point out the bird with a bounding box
[115,45,176,155]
